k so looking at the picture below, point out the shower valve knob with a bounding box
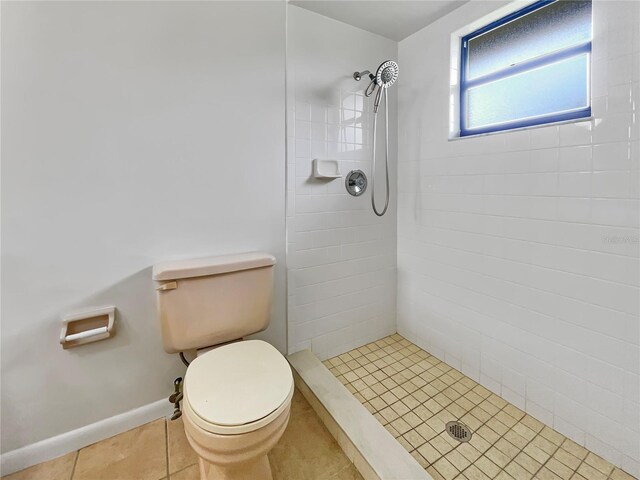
[345,170,367,197]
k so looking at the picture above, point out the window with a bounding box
[459,0,592,136]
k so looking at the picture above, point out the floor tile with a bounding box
[9,388,362,480]
[73,419,167,480]
[268,389,363,480]
[167,417,198,475]
[73,419,166,480]
[326,334,638,480]
[169,464,198,480]
[1,451,77,480]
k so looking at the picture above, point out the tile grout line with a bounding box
[164,419,169,479]
[352,340,507,478]
[430,394,533,479]
[334,336,513,478]
[69,450,80,480]
[485,424,563,480]
[168,462,198,479]
[328,334,629,480]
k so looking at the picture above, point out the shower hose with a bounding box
[371,86,390,217]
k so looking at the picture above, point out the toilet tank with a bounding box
[152,252,276,354]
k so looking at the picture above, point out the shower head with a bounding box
[373,60,398,113]
[375,60,399,89]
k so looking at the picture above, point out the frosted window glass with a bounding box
[467,0,591,80]
[466,54,589,130]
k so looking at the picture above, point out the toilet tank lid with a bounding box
[152,252,276,281]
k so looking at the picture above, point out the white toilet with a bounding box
[153,252,293,480]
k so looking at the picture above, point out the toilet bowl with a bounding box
[181,339,294,480]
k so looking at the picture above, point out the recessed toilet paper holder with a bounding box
[60,306,116,349]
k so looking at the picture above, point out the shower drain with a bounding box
[445,421,472,443]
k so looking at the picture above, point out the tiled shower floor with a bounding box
[324,334,636,480]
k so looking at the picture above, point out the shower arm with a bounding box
[353,70,378,97]
[353,70,372,81]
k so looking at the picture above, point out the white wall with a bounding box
[286,6,397,359]
[397,0,639,475]
[1,1,286,454]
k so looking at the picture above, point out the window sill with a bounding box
[448,116,594,141]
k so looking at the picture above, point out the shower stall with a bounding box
[286,1,639,479]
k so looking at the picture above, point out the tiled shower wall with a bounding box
[398,0,639,475]
[286,6,398,359]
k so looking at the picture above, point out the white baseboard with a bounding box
[1,398,173,476]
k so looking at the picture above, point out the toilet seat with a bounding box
[183,340,294,435]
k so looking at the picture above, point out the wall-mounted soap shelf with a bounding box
[60,306,116,349]
[312,159,341,179]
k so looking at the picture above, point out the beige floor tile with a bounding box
[403,429,427,449]
[584,452,614,475]
[169,464,198,480]
[411,451,430,469]
[569,474,589,480]
[504,460,533,480]
[560,439,588,459]
[546,457,574,480]
[417,442,442,465]
[166,418,198,474]
[325,463,364,480]
[73,419,166,480]
[391,400,417,416]
[433,457,459,480]
[325,334,638,480]
[415,422,438,441]
[390,417,411,435]
[502,405,525,421]
[485,446,510,469]
[6,391,365,480]
[494,471,515,480]
[474,456,500,478]
[379,406,399,423]
[530,435,557,456]
[268,390,362,480]
[536,467,563,480]
[431,434,456,456]
[503,430,528,450]
[384,422,401,437]
[522,443,550,465]
[611,468,638,480]
[540,427,565,446]
[513,451,541,474]
[462,464,491,480]
[396,436,414,453]
[1,451,77,480]
[494,438,520,460]
[520,415,544,433]
[552,448,581,470]
[446,450,471,471]
[576,461,608,480]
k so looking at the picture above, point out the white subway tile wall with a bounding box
[398,0,639,476]
[286,6,398,359]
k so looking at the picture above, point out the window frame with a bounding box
[459,0,592,137]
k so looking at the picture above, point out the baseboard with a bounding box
[0,398,173,476]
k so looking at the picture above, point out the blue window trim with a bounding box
[459,0,592,137]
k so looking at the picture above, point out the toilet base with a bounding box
[182,400,291,480]
[198,454,273,480]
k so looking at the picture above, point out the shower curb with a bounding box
[287,349,432,480]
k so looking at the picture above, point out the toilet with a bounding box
[153,252,293,480]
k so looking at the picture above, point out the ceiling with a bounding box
[289,1,468,41]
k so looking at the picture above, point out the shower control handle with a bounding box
[345,170,367,197]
